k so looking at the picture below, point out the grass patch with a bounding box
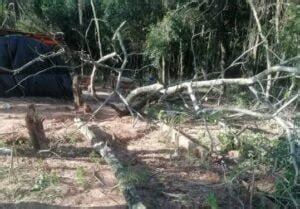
[31,171,60,191]
[75,166,88,188]
[88,150,106,164]
[122,166,150,186]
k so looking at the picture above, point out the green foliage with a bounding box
[65,132,81,144]
[103,0,163,42]
[122,166,150,186]
[145,17,172,67]
[270,139,299,205]
[75,166,87,187]
[145,3,194,71]
[143,104,164,119]
[31,172,60,191]
[89,150,106,164]
[233,91,251,108]
[277,3,300,59]
[0,139,5,148]
[217,131,236,153]
[219,131,299,208]
[239,133,270,161]
[204,192,218,209]
[204,111,223,124]
[157,110,187,127]
[144,103,189,127]
[218,131,272,162]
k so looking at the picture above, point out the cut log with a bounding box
[74,118,146,209]
[25,104,49,151]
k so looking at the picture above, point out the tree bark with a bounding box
[72,75,83,110]
[25,104,49,151]
[112,65,299,116]
[74,118,146,209]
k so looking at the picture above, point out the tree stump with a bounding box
[25,104,49,151]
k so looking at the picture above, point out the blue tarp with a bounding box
[0,35,72,98]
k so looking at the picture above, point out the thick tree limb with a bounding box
[126,66,299,105]
[247,0,272,99]
[74,118,146,209]
[91,0,103,58]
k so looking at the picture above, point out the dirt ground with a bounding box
[0,94,279,208]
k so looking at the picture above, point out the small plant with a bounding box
[204,192,218,209]
[31,172,59,191]
[233,91,250,107]
[217,131,236,153]
[122,166,150,186]
[239,133,269,161]
[204,111,223,124]
[157,109,187,128]
[143,104,164,119]
[75,166,88,187]
[0,140,5,148]
[89,151,106,164]
[65,133,81,144]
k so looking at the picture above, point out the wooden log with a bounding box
[74,118,146,209]
[25,104,49,151]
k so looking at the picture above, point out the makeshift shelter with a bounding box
[0,33,72,98]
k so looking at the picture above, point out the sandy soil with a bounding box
[0,97,130,209]
[0,95,278,208]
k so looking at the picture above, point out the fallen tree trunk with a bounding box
[115,65,299,115]
[74,118,146,209]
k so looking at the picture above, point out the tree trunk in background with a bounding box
[72,75,83,110]
[179,41,184,81]
[78,0,84,75]
[161,55,166,85]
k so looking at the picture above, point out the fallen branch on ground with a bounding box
[74,118,146,209]
[108,65,299,116]
[126,66,299,104]
[199,106,299,186]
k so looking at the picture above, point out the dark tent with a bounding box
[0,34,72,98]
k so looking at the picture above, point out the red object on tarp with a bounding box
[0,29,58,45]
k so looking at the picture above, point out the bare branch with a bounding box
[126,65,299,104]
[247,0,272,99]
[91,0,103,58]
[0,48,65,75]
